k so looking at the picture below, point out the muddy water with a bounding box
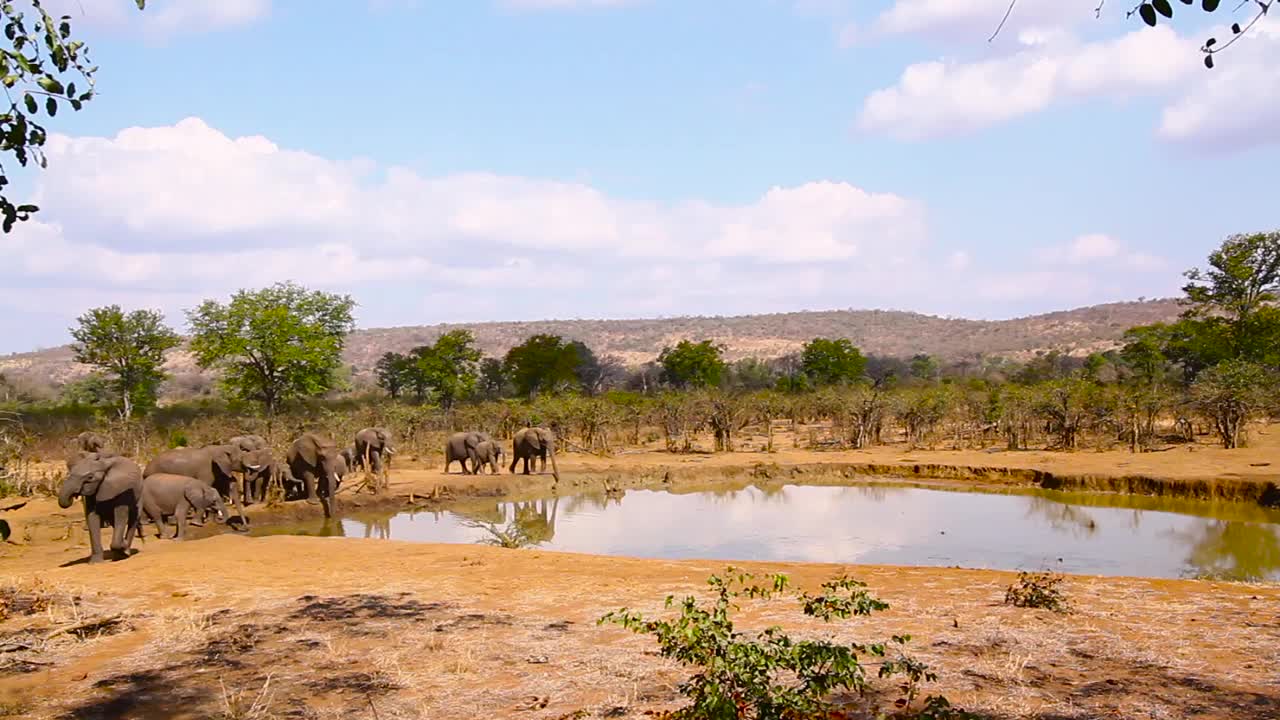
[257,483,1280,581]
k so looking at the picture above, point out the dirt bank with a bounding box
[1,536,1278,720]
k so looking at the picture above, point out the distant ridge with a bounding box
[0,299,1184,392]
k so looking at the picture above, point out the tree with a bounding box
[187,282,356,414]
[407,330,482,409]
[374,351,411,399]
[727,358,777,391]
[909,354,940,383]
[0,1,148,231]
[1183,231,1280,359]
[69,305,179,419]
[568,340,623,396]
[504,334,582,398]
[800,338,866,387]
[1190,359,1273,449]
[659,340,726,390]
[477,358,509,400]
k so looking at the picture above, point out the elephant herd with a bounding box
[56,424,560,564]
[57,428,395,563]
[444,427,560,482]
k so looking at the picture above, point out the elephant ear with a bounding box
[183,482,205,507]
[297,435,320,467]
[212,446,237,477]
[98,457,141,502]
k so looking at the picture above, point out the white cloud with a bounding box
[1036,233,1165,271]
[45,0,269,37]
[1158,22,1280,150]
[0,118,941,349]
[34,118,926,266]
[858,26,1196,139]
[873,0,1085,41]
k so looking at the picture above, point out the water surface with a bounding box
[258,483,1280,581]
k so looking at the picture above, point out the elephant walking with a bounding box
[472,440,505,475]
[287,433,345,518]
[509,427,560,482]
[144,443,269,520]
[445,432,490,475]
[59,454,143,563]
[139,473,229,540]
[354,427,394,491]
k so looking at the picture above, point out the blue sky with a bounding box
[0,0,1276,353]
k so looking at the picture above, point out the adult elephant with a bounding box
[354,427,394,492]
[66,431,111,470]
[59,454,143,563]
[509,427,560,482]
[287,433,344,518]
[144,443,268,518]
[229,435,273,506]
[444,431,489,475]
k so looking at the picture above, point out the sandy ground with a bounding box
[1,431,1278,719]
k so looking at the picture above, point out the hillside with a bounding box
[0,299,1184,394]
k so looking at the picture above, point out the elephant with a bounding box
[287,433,344,518]
[144,443,270,518]
[139,473,229,540]
[509,427,560,482]
[66,431,111,470]
[444,431,490,475]
[472,440,505,475]
[229,435,274,506]
[354,427,394,481]
[341,447,357,472]
[59,454,143,563]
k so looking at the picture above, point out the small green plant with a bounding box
[1004,571,1070,612]
[600,567,969,719]
[168,430,190,448]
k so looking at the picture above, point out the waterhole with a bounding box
[255,482,1280,581]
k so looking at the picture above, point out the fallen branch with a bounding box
[42,614,124,641]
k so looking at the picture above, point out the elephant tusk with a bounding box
[247,464,263,471]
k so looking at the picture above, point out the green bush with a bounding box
[600,568,974,719]
[1004,571,1070,613]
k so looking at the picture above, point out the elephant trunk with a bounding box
[57,476,79,509]
[548,446,560,483]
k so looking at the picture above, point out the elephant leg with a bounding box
[522,457,531,475]
[538,453,547,473]
[117,503,137,557]
[303,471,319,503]
[175,499,190,540]
[84,502,105,564]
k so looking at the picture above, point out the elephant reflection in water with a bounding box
[1025,496,1099,537]
[1173,521,1280,581]
[511,498,559,544]
[362,515,392,539]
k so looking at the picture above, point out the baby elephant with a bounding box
[473,440,505,475]
[140,474,229,540]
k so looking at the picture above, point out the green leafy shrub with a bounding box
[1004,571,1070,613]
[600,568,972,719]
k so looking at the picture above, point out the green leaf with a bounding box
[1153,0,1173,18]
[22,92,35,113]
[136,0,146,8]
[1204,54,1214,69]
[1206,38,1218,47]
[1202,0,1220,11]
[45,96,55,116]
[1139,3,1158,26]
[36,75,63,94]
[1232,22,1242,34]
